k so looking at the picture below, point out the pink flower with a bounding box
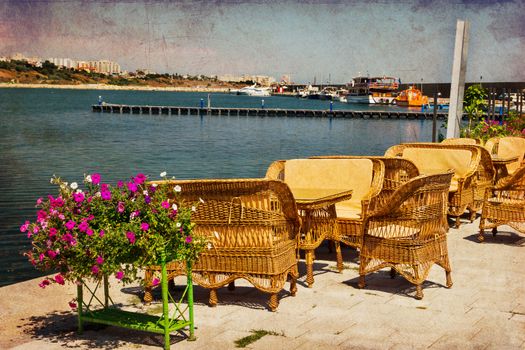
[37,210,48,223]
[92,265,99,275]
[47,250,57,259]
[101,190,111,200]
[20,221,29,233]
[161,201,170,209]
[99,230,105,237]
[65,220,76,230]
[126,231,136,244]
[115,271,124,280]
[134,173,146,185]
[36,197,43,205]
[86,228,94,236]
[185,236,193,243]
[78,221,89,232]
[87,215,95,221]
[49,227,57,237]
[152,278,160,286]
[73,192,85,203]
[68,301,77,309]
[96,256,104,265]
[54,274,65,285]
[127,182,138,193]
[130,210,140,218]
[141,222,149,231]
[38,279,50,289]
[39,253,45,261]
[117,201,125,213]
[91,173,101,185]
[117,180,124,188]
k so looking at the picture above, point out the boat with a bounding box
[344,76,399,104]
[395,86,429,107]
[307,86,338,100]
[236,84,271,97]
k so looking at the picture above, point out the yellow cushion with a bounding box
[497,137,525,174]
[403,148,472,178]
[284,159,374,219]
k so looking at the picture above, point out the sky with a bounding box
[1,0,524,84]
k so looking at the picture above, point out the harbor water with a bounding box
[0,88,440,286]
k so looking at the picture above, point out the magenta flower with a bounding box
[47,250,57,259]
[130,210,140,218]
[99,229,105,237]
[92,265,100,275]
[117,180,124,188]
[54,274,65,285]
[115,271,124,280]
[185,236,192,243]
[126,231,136,244]
[73,192,85,203]
[37,210,48,223]
[49,227,57,237]
[39,253,45,261]
[96,256,104,265]
[152,278,160,286]
[141,222,149,231]
[62,233,76,246]
[65,220,76,230]
[134,173,146,185]
[36,197,43,205]
[161,201,170,209]
[127,182,138,193]
[38,279,50,289]
[117,201,125,213]
[68,301,77,309]
[86,228,94,236]
[145,196,151,204]
[91,173,101,185]
[101,190,112,200]
[78,221,88,232]
[87,215,95,221]
[20,221,29,233]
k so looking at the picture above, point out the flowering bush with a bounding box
[468,111,525,142]
[23,172,206,289]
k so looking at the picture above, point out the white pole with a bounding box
[447,20,470,139]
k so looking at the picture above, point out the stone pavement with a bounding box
[1,217,524,350]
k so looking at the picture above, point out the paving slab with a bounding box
[0,217,524,349]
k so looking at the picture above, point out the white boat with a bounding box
[236,84,271,97]
[344,76,399,105]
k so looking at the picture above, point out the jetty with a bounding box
[92,103,455,120]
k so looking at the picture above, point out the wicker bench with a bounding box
[144,179,301,311]
[385,143,481,227]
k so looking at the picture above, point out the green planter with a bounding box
[77,253,195,350]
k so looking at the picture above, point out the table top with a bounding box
[291,188,353,209]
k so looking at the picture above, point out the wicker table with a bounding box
[492,155,519,183]
[291,188,353,287]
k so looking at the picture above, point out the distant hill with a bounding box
[0,60,243,89]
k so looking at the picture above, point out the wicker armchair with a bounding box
[265,158,383,285]
[358,172,454,300]
[385,143,481,227]
[144,179,301,312]
[310,156,420,248]
[478,165,525,242]
[484,136,525,175]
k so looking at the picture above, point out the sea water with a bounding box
[0,88,438,286]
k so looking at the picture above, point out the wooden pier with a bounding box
[92,103,456,120]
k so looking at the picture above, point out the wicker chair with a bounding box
[385,143,481,227]
[358,172,454,300]
[310,156,420,248]
[265,158,383,285]
[441,137,480,145]
[144,179,301,312]
[478,165,525,242]
[484,136,525,175]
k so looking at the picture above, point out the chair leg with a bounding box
[415,285,424,300]
[358,275,366,289]
[290,275,297,296]
[268,293,279,312]
[228,281,235,291]
[209,288,218,307]
[445,270,453,288]
[335,241,343,273]
[455,216,461,228]
[305,250,315,288]
[470,210,476,222]
[390,267,397,279]
[143,270,153,304]
[478,229,485,242]
[492,227,498,236]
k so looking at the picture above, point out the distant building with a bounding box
[48,57,76,69]
[88,60,121,75]
[218,74,276,86]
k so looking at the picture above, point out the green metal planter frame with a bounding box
[77,253,195,349]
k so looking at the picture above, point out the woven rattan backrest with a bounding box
[151,178,300,248]
[497,137,525,174]
[495,164,525,191]
[442,138,480,145]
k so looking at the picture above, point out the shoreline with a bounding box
[0,82,233,93]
